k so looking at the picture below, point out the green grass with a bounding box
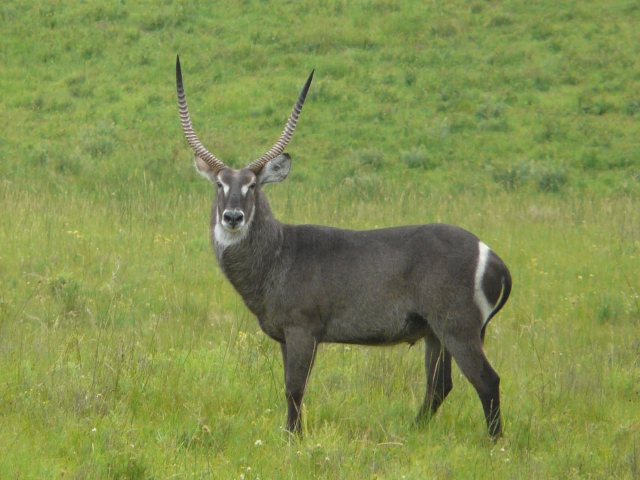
[1,0,639,478]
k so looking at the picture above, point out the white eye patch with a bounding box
[241,180,256,196]
[217,178,230,195]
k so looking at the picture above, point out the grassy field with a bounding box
[1,0,639,478]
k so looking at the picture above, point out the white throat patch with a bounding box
[213,208,254,249]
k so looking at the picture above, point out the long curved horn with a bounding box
[176,56,227,173]
[246,70,314,173]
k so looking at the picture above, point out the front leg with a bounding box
[282,327,318,435]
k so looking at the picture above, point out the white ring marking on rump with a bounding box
[474,241,493,325]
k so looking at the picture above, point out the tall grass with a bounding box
[1,178,638,477]
[1,0,639,477]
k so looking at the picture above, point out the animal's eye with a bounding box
[249,183,256,190]
[216,182,223,189]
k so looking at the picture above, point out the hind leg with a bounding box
[416,334,453,422]
[445,336,502,439]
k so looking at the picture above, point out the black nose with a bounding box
[223,210,244,228]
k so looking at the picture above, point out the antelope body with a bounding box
[176,57,512,439]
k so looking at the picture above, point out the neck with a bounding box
[211,191,283,315]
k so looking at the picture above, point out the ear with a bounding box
[258,153,291,185]
[194,154,217,183]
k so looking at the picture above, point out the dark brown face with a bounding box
[214,167,258,239]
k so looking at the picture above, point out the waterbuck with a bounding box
[176,56,512,439]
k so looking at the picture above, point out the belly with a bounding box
[323,312,430,346]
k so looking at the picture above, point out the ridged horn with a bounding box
[176,55,227,173]
[246,70,314,174]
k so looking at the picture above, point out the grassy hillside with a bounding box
[0,0,638,478]
[1,0,639,194]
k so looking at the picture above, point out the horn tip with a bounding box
[300,69,314,98]
[176,56,183,84]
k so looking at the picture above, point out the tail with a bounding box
[480,269,512,342]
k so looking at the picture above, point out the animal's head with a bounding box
[176,56,313,241]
